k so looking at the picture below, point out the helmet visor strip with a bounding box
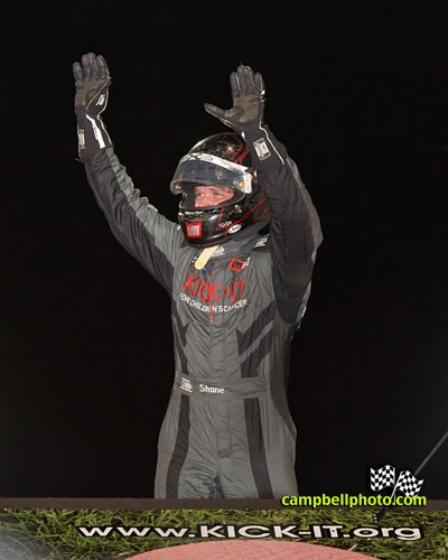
[170,153,253,195]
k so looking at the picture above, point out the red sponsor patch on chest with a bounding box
[181,275,246,304]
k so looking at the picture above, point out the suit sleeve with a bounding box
[242,123,323,325]
[81,146,183,294]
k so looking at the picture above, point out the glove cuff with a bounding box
[240,123,288,171]
[75,111,113,161]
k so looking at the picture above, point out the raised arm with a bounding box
[73,53,182,293]
[205,65,323,324]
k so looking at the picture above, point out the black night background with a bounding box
[1,1,447,498]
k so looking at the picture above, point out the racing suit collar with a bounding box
[208,229,264,260]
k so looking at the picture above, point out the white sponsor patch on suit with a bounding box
[253,138,271,160]
[212,246,225,257]
[254,236,268,248]
[179,377,193,393]
[77,129,85,150]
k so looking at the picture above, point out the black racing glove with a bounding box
[73,52,113,160]
[204,65,287,170]
[204,65,265,131]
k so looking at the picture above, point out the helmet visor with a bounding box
[170,153,253,195]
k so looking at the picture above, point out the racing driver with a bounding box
[73,53,323,498]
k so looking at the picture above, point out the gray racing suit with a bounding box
[80,123,322,498]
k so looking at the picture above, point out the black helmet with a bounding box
[170,132,271,246]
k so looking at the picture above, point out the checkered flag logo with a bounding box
[370,464,396,491]
[395,470,424,497]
